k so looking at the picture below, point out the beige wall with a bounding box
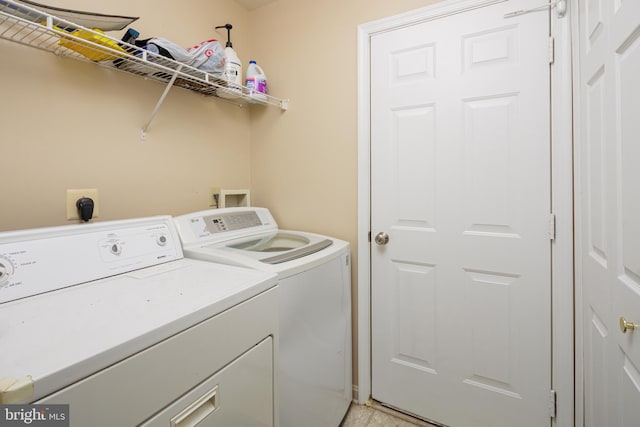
[1,0,441,392]
[246,0,441,390]
[0,0,252,231]
[247,0,441,233]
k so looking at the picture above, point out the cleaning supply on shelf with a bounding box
[245,60,267,103]
[215,23,242,99]
[113,27,139,67]
[121,27,139,45]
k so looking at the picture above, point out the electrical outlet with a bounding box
[66,188,99,220]
[208,186,221,208]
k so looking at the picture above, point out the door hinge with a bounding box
[549,37,555,64]
[549,213,556,241]
[504,0,567,19]
[368,231,371,242]
[549,389,557,418]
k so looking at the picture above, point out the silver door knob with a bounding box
[374,232,389,246]
[620,317,637,333]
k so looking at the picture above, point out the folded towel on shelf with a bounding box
[0,0,138,31]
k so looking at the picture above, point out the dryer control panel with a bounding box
[0,217,182,304]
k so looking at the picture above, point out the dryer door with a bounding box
[142,337,273,427]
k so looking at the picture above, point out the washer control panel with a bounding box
[203,211,263,234]
[0,217,182,304]
[175,207,277,245]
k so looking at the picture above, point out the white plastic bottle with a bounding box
[215,24,242,99]
[245,60,267,103]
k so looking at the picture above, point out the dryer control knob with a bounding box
[0,257,14,287]
[110,242,123,255]
[156,235,168,246]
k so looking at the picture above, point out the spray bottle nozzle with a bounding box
[215,24,233,48]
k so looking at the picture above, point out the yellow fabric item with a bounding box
[54,26,127,61]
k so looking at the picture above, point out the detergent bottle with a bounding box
[245,60,267,103]
[215,24,242,98]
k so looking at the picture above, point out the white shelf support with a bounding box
[141,65,183,140]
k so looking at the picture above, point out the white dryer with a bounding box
[0,216,278,427]
[174,207,352,427]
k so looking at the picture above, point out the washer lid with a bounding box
[225,232,333,264]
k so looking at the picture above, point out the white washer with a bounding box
[0,216,278,427]
[174,207,352,427]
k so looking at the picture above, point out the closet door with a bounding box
[577,0,640,425]
[370,1,552,426]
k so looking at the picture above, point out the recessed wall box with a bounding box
[220,189,250,208]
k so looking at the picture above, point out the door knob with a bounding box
[620,317,637,334]
[374,232,389,246]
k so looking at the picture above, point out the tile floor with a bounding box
[340,402,440,427]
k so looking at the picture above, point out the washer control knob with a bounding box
[156,235,168,246]
[110,242,122,255]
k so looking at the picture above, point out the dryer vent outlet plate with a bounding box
[220,189,250,208]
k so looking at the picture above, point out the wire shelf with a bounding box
[0,0,288,135]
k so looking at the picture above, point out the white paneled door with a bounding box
[577,0,640,425]
[370,1,551,426]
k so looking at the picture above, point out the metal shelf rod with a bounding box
[141,64,183,140]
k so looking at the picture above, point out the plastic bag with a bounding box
[144,37,226,74]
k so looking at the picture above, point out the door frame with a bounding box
[356,1,575,426]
